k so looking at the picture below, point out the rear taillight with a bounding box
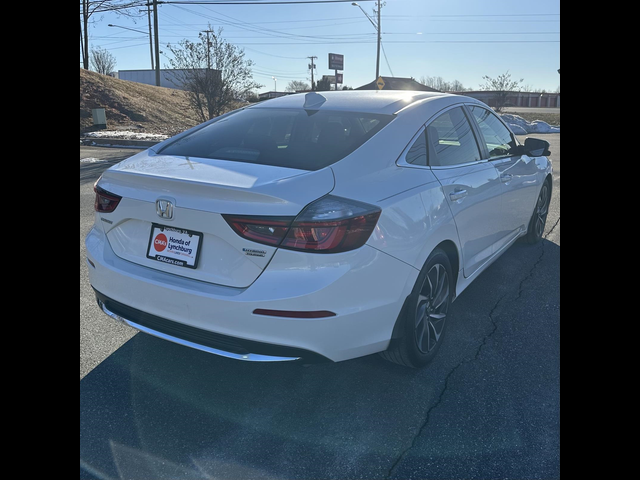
[94,185,122,213]
[224,216,293,246]
[223,196,381,253]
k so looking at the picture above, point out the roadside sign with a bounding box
[329,53,344,71]
[376,76,385,90]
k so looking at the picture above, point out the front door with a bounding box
[467,105,541,248]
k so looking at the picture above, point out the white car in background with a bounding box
[86,90,552,368]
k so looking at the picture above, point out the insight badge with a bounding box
[243,248,267,258]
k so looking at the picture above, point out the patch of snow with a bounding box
[500,114,560,134]
[83,130,169,141]
[83,141,150,149]
[80,157,107,163]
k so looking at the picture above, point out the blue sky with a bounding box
[84,0,560,93]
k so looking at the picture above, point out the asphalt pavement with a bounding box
[80,135,560,480]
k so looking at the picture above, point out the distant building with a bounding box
[356,77,440,92]
[116,69,214,90]
[454,91,560,108]
[258,91,292,101]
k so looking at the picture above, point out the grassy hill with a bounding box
[80,69,200,136]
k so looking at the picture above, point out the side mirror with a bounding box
[524,137,551,156]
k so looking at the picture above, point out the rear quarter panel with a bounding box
[365,174,459,272]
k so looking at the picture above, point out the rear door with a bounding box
[427,106,504,278]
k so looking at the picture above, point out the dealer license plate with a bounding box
[146,224,203,269]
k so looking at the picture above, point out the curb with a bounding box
[80,137,161,148]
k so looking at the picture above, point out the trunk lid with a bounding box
[97,151,334,288]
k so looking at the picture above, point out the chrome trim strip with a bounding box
[98,301,300,362]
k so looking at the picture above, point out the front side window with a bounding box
[426,107,481,167]
[157,108,394,171]
[469,106,518,158]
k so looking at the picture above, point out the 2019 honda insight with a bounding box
[86,90,552,367]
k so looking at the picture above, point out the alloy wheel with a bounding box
[535,183,550,238]
[415,263,449,353]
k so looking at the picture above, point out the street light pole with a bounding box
[352,1,381,80]
[107,24,148,35]
[272,76,277,92]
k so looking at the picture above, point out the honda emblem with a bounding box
[156,199,174,220]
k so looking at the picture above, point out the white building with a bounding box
[116,69,211,90]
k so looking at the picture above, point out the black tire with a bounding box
[381,248,453,368]
[523,179,551,244]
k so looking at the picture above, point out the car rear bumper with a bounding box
[95,290,330,363]
[86,226,419,362]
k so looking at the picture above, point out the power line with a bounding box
[380,41,393,77]
[226,40,561,45]
[172,3,371,42]
[242,46,307,59]
[429,13,560,17]
[158,1,376,5]
[384,32,560,35]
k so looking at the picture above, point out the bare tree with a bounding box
[419,76,468,92]
[448,79,467,92]
[81,1,143,70]
[166,26,262,122]
[285,80,310,92]
[480,71,524,112]
[90,47,117,75]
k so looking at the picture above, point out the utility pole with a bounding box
[375,0,381,80]
[82,0,89,69]
[308,56,317,90]
[202,29,215,70]
[152,0,161,86]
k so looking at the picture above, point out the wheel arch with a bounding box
[388,239,461,346]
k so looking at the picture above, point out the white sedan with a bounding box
[86,90,552,368]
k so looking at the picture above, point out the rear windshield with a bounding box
[157,107,394,171]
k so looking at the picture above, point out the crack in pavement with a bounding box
[515,216,559,302]
[384,217,560,479]
[546,217,560,238]
[385,291,508,479]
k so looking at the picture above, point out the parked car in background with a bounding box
[86,90,552,368]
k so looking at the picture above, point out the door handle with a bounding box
[449,189,468,201]
[500,174,513,183]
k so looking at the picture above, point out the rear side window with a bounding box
[426,107,481,167]
[158,108,394,171]
[405,131,427,166]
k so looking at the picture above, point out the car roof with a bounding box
[249,90,459,116]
